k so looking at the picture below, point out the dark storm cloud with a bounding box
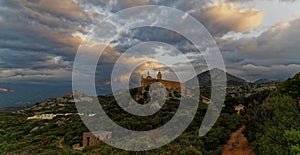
[0,0,89,56]
[0,0,92,82]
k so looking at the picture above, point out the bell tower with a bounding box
[157,70,162,80]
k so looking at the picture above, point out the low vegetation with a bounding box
[244,73,300,155]
[0,73,299,154]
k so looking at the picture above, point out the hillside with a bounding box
[243,72,300,155]
[0,72,299,154]
[254,79,271,84]
[0,90,243,154]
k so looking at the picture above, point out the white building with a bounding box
[27,114,57,120]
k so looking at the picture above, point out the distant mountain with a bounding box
[186,68,248,87]
[254,79,281,84]
[254,79,271,84]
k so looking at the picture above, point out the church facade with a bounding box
[141,71,185,92]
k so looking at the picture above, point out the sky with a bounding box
[0,0,300,107]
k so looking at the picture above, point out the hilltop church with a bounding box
[141,70,185,92]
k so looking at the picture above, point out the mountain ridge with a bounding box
[186,68,249,86]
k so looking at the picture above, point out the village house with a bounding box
[82,131,112,147]
[201,96,212,105]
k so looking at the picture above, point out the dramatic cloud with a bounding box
[0,0,300,103]
[195,2,263,35]
[0,0,90,87]
[0,0,89,57]
[77,42,122,65]
[4,0,90,22]
[111,56,165,84]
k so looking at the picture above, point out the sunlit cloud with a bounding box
[0,88,9,92]
[0,88,14,93]
[113,57,165,84]
[200,2,264,33]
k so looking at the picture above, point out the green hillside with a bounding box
[243,72,300,155]
[0,72,299,154]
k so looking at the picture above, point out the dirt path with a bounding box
[58,137,64,149]
[221,126,255,155]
